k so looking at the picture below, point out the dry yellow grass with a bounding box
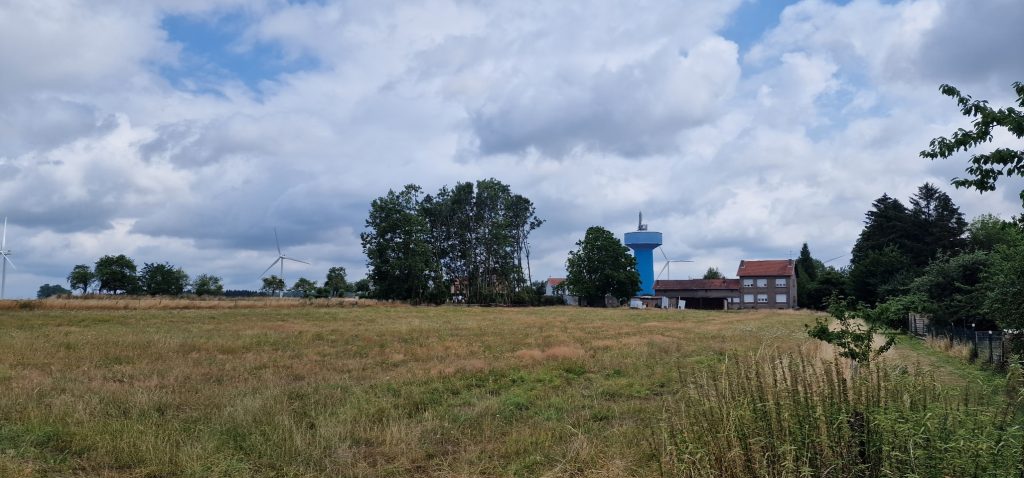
[0,306,1001,477]
[0,296,379,310]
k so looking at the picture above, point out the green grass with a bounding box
[0,306,1019,477]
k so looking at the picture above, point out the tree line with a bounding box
[360,178,543,304]
[46,255,368,299]
[798,81,1024,343]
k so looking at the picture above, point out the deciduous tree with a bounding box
[37,283,70,299]
[139,262,189,296]
[191,274,224,296]
[261,275,285,296]
[921,82,1024,206]
[324,266,348,297]
[94,254,138,294]
[564,226,640,305]
[361,185,441,302]
[702,267,723,280]
[67,264,94,294]
[292,277,318,298]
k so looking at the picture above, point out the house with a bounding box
[544,277,578,305]
[544,277,565,296]
[654,279,741,310]
[735,259,797,309]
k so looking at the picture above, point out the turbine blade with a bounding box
[274,228,282,256]
[656,262,668,281]
[1,217,6,250]
[284,257,310,265]
[659,246,668,261]
[259,258,280,278]
[3,255,14,270]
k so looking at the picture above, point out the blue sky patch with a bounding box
[159,12,318,95]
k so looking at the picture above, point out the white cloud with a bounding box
[0,0,1021,298]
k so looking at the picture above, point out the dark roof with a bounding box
[736,260,795,277]
[654,279,740,291]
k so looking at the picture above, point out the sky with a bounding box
[1,0,1023,299]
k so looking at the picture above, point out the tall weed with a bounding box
[653,353,1024,477]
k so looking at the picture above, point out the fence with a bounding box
[906,313,1018,367]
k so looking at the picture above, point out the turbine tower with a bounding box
[624,212,662,296]
[259,228,309,297]
[0,217,15,300]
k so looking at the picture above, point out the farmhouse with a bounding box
[544,277,565,296]
[648,259,798,310]
[735,259,797,309]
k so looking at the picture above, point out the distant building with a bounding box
[654,279,741,310]
[544,277,565,296]
[544,277,578,305]
[735,259,797,309]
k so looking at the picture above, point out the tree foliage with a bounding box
[921,82,1024,206]
[139,262,189,296]
[848,184,967,305]
[66,264,94,294]
[94,254,138,294]
[361,185,440,303]
[908,252,991,327]
[362,179,543,304]
[564,226,639,305]
[968,214,1024,252]
[261,275,285,296]
[352,278,371,296]
[848,245,913,306]
[191,274,224,296]
[907,182,967,263]
[981,241,1024,337]
[806,298,896,372]
[795,243,818,283]
[37,283,71,299]
[419,179,543,304]
[324,266,348,297]
[292,277,318,298]
[793,243,846,311]
[702,267,723,280]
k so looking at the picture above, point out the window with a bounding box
[775,278,787,287]
[743,294,754,303]
[756,279,768,288]
[756,294,768,303]
[775,294,787,304]
[742,279,753,288]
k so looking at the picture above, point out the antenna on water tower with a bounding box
[638,211,647,231]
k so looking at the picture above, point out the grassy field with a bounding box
[0,305,1018,477]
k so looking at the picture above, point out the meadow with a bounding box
[0,304,1020,477]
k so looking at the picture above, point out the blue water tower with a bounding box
[624,212,662,296]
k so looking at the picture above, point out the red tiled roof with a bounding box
[547,277,565,286]
[654,279,740,291]
[736,260,794,277]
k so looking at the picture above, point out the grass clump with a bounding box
[653,353,1024,477]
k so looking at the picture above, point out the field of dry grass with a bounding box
[0,305,1011,477]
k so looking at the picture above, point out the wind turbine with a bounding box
[259,228,309,297]
[655,246,693,281]
[0,217,15,299]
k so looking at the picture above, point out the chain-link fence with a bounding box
[906,313,1019,367]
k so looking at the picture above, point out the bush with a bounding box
[864,293,928,328]
[539,295,565,306]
